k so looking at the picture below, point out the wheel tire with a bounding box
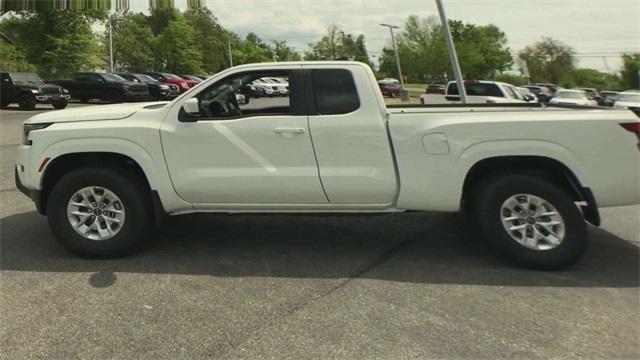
[46,167,154,258]
[471,174,587,270]
[0,99,10,107]
[52,98,68,109]
[18,93,36,110]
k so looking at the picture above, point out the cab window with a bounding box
[193,71,292,120]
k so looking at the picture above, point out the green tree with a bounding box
[620,53,640,89]
[378,15,512,83]
[566,68,620,90]
[270,40,301,61]
[518,37,576,84]
[0,41,36,71]
[305,25,371,64]
[184,7,228,73]
[110,12,155,72]
[154,13,203,73]
[493,73,527,86]
[0,10,105,78]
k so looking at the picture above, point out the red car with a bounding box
[378,79,401,98]
[143,72,198,93]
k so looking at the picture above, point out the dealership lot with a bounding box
[1,105,638,359]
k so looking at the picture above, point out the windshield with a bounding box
[617,93,640,102]
[448,82,503,97]
[556,91,587,99]
[135,74,158,83]
[102,73,127,82]
[11,72,44,84]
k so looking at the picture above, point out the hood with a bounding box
[25,101,168,124]
[14,83,62,91]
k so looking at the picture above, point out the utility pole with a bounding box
[380,23,404,88]
[227,39,234,67]
[435,0,467,103]
[108,19,114,72]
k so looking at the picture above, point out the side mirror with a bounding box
[182,97,200,116]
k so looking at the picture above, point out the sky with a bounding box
[130,0,640,72]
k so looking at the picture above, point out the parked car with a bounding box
[116,73,179,101]
[249,78,278,96]
[613,91,640,109]
[378,79,401,98]
[548,89,598,107]
[523,85,553,103]
[267,77,290,95]
[0,71,70,110]
[424,80,527,104]
[143,72,198,93]
[577,88,604,106]
[426,84,445,94]
[50,72,149,103]
[178,75,204,82]
[16,61,640,270]
[516,87,539,102]
[601,91,620,107]
[534,83,558,93]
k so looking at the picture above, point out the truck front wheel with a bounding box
[471,174,587,270]
[52,98,68,109]
[18,93,36,110]
[46,167,153,258]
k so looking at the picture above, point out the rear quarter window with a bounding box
[311,69,360,115]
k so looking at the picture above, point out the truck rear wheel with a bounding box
[18,93,36,110]
[46,167,153,258]
[471,174,587,270]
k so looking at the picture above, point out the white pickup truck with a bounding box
[15,61,640,269]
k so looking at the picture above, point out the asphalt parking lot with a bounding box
[1,103,639,359]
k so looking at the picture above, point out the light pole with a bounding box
[227,38,234,67]
[435,0,467,103]
[380,23,404,89]
[108,19,114,72]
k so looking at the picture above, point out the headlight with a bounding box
[23,123,52,145]
[61,88,69,94]
[159,84,169,90]
[31,89,39,94]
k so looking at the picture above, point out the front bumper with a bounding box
[34,94,70,104]
[15,166,44,214]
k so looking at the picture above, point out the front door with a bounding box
[160,68,328,205]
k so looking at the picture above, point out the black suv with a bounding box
[0,71,70,110]
[116,73,180,101]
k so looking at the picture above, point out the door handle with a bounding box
[274,127,306,134]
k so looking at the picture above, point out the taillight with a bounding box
[620,123,640,138]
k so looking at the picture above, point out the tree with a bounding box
[154,13,203,74]
[377,15,512,83]
[566,68,620,90]
[0,42,36,71]
[620,53,640,89]
[270,40,301,62]
[184,7,228,73]
[0,9,105,77]
[518,37,575,84]
[494,73,527,86]
[305,25,371,64]
[110,12,155,72]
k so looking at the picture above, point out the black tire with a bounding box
[46,167,154,258]
[18,93,36,110]
[0,99,10,107]
[471,174,587,270]
[52,98,68,109]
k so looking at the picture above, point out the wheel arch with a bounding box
[461,155,600,225]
